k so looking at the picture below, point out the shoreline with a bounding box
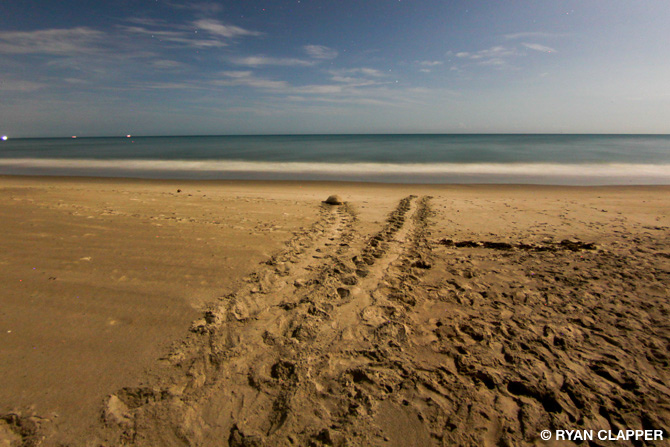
[3,173,670,189]
[3,160,670,186]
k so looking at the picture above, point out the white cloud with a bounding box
[454,46,520,67]
[193,19,262,38]
[0,27,104,55]
[522,43,556,53]
[304,45,338,60]
[331,76,359,83]
[330,76,379,86]
[330,67,385,77]
[216,69,389,96]
[359,68,384,77]
[121,25,229,48]
[146,72,291,90]
[330,75,384,88]
[417,61,443,73]
[231,56,315,67]
[460,46,517,60]
[293,85,344,94]
[221,71,253,78]
[217,71,289,89]
[121,19,262,50]
[122,25,192,41]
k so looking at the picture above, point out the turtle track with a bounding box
[97,196,428,446]
[212,195,434,446]
[96,201,358,445]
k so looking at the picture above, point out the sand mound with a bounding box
[323,194,343,205]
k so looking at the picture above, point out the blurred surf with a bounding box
[1,134,669,184]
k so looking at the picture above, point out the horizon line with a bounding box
[3,132,670,140]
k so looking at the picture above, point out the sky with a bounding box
[1,0,669,137]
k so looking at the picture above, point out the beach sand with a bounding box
[0,176,668,446]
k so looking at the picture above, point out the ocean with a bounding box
[1,134,669,185]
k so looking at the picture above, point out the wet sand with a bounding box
[0,176,668,446]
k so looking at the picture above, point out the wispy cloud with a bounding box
[292,84,344,94]
[0,27,104,55]
[214,67,392,99]
[522,43,556,53]
[417,60,443,73]
[151,59,185,69]
[330,67,385,77]
[418,60,443,66]
[455,46,519,67]
[231,56,315,67]
[143,71,291,91]
[456,46,517,60]
[282,84,459,110]
[121,19,262,49]
[330,76,380,87]
[121,25,229,48]
[193,19,263,38]
[216,71,289,89]
[216,73,358,95]
[221,71,253,78]
[304,45,338,60]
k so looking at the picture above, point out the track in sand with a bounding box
[91,196,441,446]
[45,194,670,446]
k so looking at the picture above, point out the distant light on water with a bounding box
[72,136,77,139]
[126,134,131,138]
[1,135,7,141]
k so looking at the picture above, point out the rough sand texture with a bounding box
[1,178,669,446]
[0,177,319,445]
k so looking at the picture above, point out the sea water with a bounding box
[1,134,669,184]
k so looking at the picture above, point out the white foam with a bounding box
[2,158,670,184]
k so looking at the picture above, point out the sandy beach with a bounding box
[1,175,668,446]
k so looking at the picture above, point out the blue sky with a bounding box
[1,1,669,137]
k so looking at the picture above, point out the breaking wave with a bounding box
[1,158,670,185]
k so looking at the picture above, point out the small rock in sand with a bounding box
[323,195,343,205]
